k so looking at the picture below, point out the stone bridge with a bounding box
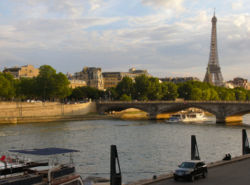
[96,101,250,123]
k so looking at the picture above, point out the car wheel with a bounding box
[190,175,195,182]
[202,171,207,178]
[174,177,178,181]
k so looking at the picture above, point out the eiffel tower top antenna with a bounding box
[214,8,216,16]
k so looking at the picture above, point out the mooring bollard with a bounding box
[110,145,122,185]
[242,129,250,155]
[191,135,200,160]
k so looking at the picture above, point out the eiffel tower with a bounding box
[204,12,224,86]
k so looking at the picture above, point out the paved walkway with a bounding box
[129,154,250,185]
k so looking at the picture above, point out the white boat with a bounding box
[167,112,207,123]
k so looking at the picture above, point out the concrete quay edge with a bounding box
[127,154,250,185]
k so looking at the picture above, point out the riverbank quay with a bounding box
[0,101,112,124]
[0,101,168,124]
[128,154,250,185]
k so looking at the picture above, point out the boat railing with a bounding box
[0,154,49,179]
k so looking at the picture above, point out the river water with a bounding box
[1,115,250,183]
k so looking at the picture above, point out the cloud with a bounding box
[0,16,121,51]
[89,0,103,11]
[128,13,172,27]
[232,1,243,10]
[233,14,246,27]
[141,0,185,12]
[9,0,106,19]
[1,1,250,80]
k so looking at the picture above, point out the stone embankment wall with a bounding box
[0,102,97,124]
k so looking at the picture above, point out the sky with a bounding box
[0,0,250,81]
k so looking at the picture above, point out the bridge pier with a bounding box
[216,117,226,124]
[148,113,157,120]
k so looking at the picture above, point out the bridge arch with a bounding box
[97,103,150,115]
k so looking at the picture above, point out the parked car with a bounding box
[173,160,207,182]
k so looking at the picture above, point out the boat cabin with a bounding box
[0,148,84,185]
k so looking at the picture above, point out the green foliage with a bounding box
[111,76,250,102]
[177,82,192,100]
[134,75,151,100]
[116,77,134,98]
[106,87,118,100]
[35,65,71,100]
[148,77,162,100]
[35,65,57,99]
[216,88,235,101]
[71,86,104,100]
[71,87,86,100]
[209,88,219,100]
[120,94,132,101]
[52,72,71,99]
[0,72,16,99]
[17,77,36,99]
[190,88,202,100]
[161,82,178,100]
[246,91,250,101]
[234,88,246,101]
[201,89,211,100]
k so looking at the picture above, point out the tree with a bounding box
[148,77,162,100]
[52,72,71,99]
[116,77,134,99]
[246,91,250,101]
[70,86,104,100]
[162,82,178,100]
[71,87,87,100]
[178,82,193,100]
[134,75,150,100]
[201,89,211,100]
[209,89,219,100]
[120,94,132,101]
[217,89,235,101]
[17,77,36,99]
[190,88,202,100]
[35,65,57,100]
[0,75,11,99]
[0,73,16,99]
[105,87,118,100]
[234,88,246,101]
[35,65,71,100]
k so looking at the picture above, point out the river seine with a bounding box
[1,115,250,183]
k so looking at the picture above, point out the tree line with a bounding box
[1,65,250,101]
[0,65,71,101]
[72,75,250,101]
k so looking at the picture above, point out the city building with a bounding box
[72,67,104,90]
[224,82,235,89]
[69,79,87,89]
[160,77,200,84]
[3,64,39,79]
[125,68,150,79]
[203,12,224,86]
[102,72,125,89]
[227,77,250,90]
[102,68,150,89]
